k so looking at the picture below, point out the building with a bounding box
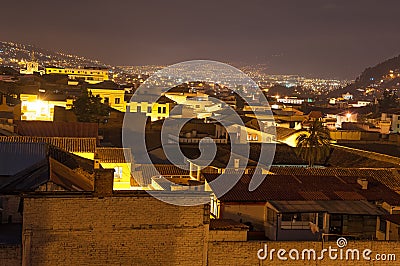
[127,95,176,121]
[327,111,358,129]
[45,67,109,84]
[87,82,126,112]
[20,94,73,121]
[204,170,400,241]
[382,112,400,133]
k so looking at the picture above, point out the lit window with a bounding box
[114,167,123,179]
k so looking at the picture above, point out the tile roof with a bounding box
[15,121,98,138]
[204,173,400,206]
[0,136,96,153]
[269,167,400,193]
[134,164,190,186]
[95,148,133,163]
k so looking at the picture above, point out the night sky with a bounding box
[2,0,400,79]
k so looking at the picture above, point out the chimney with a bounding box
[94,159,100,169]
[94,169,114,197]
[234,159,240,170]
[357,178,368,190]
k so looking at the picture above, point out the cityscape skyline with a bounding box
[2,0,400,79]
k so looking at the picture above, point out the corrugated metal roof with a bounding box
[0,142,47,176]
[269,200,384,215]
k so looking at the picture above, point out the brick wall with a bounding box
[208,230,247,242]
[0,244,21,266]
[207,241,400,265]
[22,193,209,266]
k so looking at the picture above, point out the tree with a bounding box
[295,119,331,167]
[72,89,109,123]
[378,89,399,112]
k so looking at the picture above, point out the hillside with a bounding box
[0,41,110,69]
[328,54,400,98]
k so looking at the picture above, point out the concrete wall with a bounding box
[22,194,209,266]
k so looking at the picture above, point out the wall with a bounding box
[330,131,361,141]
[208,241,400,265]
[0,195,22,224]
[221,203,265,231]
[0,244,21,266]
[100,162,131,189]
[22,193,209,266]
[208,230,247,242]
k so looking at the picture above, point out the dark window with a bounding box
[266,208,276,225]
[380,219,387,232]
[158,107,162,113]
[115,98,120,104]
[162,107,167,113]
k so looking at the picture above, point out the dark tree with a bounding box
[378,90,399,112]
[295,119,331,167]
[72,89,109,123]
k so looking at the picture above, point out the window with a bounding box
[162,107,166,113]
[104,97,109,104]
[380,219,387,233]
[114,167,123,179]
[115,98,120,104]
[281,213,317,230]
[158,107,162,113]
[266,208,277,225]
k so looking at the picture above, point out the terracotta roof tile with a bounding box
[0,136,96,153]
[95,148,133,163]
[15,121,98,138]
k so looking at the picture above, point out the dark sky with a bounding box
[2,0,400,79]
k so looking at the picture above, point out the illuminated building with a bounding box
[45,67,109,84]
[20,53,44,75]
[128,101,172,121]
[20,94,73,121]
[87,86,126,112]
